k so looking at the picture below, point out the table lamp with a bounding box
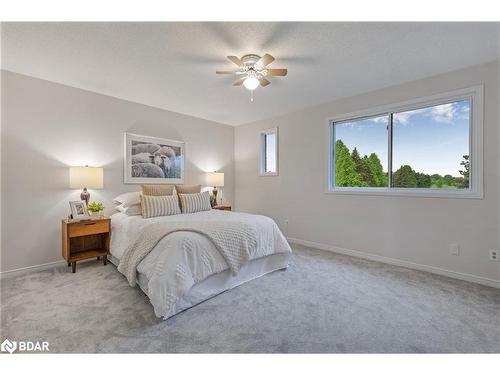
[206,171,224,205]
[70,166,103,204]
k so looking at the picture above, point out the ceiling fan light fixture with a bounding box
[243,76,259,90]
[216,54,287,95]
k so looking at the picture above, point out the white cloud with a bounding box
[341,101,466,128]
[340,115,387,128]
[393,108,427,125]
[431,103,456,123]
[393,112,411,125]
[457,104,470,120]
[393,102,462,125]
[371,116,389,123]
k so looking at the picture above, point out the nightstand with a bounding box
[61,216,111,273]
[212,205,231,211]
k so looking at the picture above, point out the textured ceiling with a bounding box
[2,22,499,126]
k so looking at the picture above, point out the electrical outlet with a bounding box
[284,219,289,226]
[449,243,460,256]
[489,250,500,261]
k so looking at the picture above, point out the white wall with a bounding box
[1,71,235,272]
[235,61,500,284]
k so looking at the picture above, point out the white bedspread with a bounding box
[110,210,292,318]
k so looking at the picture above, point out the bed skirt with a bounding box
[110,252,291,319]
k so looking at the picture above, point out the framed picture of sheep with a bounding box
[124,133,185,184]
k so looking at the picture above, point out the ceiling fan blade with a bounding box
[227,56,244,67]
[266,68,288,76]
[259,77,271,87]
[233,77,246,86]
[257,54,275,67]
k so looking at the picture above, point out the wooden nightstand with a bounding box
[212,205,231,211]
[62,216,111,273]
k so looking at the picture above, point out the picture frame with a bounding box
[69,200,90,221]
[124,133,185,184]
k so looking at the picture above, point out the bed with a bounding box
[110,209,292,319]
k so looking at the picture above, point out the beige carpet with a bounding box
[1,245,499,353]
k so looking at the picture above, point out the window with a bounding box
[328,86,483,198]
[260,128,278,176]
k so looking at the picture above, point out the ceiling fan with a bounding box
[216,54,287,93]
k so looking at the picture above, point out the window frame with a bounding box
[259,127,279,176]
[327,85,483,199]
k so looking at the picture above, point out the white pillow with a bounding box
[178,191,212,214]
[116,203,142,216]
[141,195,181,218]
[116,204,126,212]
[113,191,141,207]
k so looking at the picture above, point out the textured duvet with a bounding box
[110,210,292,318]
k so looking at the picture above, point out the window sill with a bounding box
[326,187,483,199]
[259,172,279,177]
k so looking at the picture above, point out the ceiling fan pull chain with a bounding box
[251,90,254,102]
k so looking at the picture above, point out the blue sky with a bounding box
[335,99,470,177]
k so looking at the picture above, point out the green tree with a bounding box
[335,140,362,186]
[459,154,470,188]
[415,172,431,188]
[351,147,361,165]
[334,144,471,190]
[453,176,465,187]
[443,174,454,186]
[393,165,417,188]
[361,156,377,186]
[351,148,375,186]
[431,174,443,188]
[366,153,387,187]
[350,148,364,185]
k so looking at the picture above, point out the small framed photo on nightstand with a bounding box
[69,200,89,221]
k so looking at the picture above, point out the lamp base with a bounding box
[80,188,90,205]
[212,188,218,207]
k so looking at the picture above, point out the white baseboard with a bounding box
[0,260,67,279]
[287,237,500,289]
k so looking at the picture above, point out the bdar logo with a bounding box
[1,339,17,354]
[1,339,49,353]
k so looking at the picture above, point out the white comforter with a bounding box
[110,210,292,318]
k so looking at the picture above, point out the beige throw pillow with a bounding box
[175,184,201,194]
[141,184,175,196]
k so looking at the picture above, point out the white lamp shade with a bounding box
[69,166,103,189]
[206,172,224,187]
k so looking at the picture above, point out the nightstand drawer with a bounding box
[69,220,109,237]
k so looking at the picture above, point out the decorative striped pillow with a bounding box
[178,191,212,214]
[141,194,180,218]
